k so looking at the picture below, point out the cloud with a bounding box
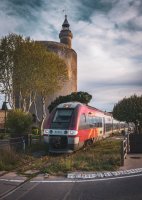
[72,0,142,110]
[91,85,142,111]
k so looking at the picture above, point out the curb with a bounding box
[1,168,142,183]
[67,168,142,179]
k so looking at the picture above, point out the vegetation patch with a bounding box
[0,146,37,172]
[41,139,121,175]
[0,138,122,175]
[0,148,21,171]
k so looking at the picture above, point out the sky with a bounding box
[0,0,142,111]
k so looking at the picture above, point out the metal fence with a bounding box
[0,134,43,153]
[0,137,26,152]
[28,134,43,145]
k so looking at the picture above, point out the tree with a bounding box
[113,95,142,133]
[34,49,68,121]
[48,91,92,113]
[0,34,23,108]
[0,34,68,122]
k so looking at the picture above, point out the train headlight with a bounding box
[44,129,49,135]
[68,130,78,135]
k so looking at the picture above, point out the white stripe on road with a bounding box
[31,173,142,183]
[0,179,24,183]
[67,168,142,179]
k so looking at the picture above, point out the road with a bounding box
[1,174,142,200]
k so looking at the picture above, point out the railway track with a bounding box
[0,155,46,199]
[0,173,36,199]
[0,150,75,199]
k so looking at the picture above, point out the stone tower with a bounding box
[33,15,77,120]
[59,15,73,48]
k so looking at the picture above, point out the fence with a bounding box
[0,111,5,130]
[28,134,43,145]
[121,135,130,166]
[0,134,44,153]
[0,137,26,152]
[129,134,142,153]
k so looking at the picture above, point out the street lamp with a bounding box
[1,90,8,135]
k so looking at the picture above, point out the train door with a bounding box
[103,117,105,136]
[95,117,104,139]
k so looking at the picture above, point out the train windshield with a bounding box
[51,109,74,129]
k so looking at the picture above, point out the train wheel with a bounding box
[86,139,93,146]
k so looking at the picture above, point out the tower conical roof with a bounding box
[62,15,70,29]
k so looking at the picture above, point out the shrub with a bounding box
[6,109,32,137]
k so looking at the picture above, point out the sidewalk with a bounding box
[120,153,142,170]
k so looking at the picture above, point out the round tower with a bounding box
[59,15,73,48]
[30,15,77,121]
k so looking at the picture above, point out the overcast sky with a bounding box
[0,0,142,111]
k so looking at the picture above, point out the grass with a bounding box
[0,133,10,139]
[41,139,122,175]
[0,148,21,171]
[0,138,122,175]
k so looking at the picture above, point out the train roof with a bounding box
[56,102,112,116]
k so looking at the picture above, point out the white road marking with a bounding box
[67,168,142,179]
[31,173,142,183]
[0,179,23,183]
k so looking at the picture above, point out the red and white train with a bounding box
[43,102,127,153]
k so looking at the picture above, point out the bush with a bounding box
[6,109,32,137]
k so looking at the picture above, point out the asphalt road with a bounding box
[1,174,142,200]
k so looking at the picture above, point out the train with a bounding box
[43,102,128,153]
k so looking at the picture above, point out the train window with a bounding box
[98,117,102,128]
[79,115,103,129]
[113,123,120,130]
[51,109,73,129]
[93,117,102,128]
[105,123,113,132]
[88,116,93,124]
[53,109,73,123]
[79,114,89,130]
[83,116,102,128]
[100,118,103,127]
[92,116,96,124]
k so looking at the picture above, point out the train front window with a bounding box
[51,109,73,129]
